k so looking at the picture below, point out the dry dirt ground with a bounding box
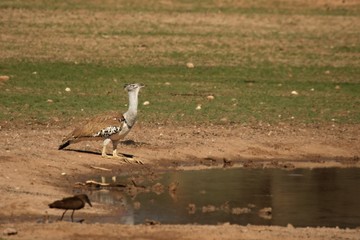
[0,123,359,239]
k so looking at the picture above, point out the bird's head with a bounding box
[76,194,92,207]
[124,83,145,92]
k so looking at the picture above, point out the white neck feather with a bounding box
[123,88,140,126]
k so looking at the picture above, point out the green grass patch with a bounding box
[1,61,359,126]
[0,1,359,127]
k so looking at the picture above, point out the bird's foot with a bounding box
[101,153,113,159]
[121,157,144,165]
[102,154,144,164]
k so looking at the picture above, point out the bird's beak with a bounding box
[139,83,145,88]
[87,199,93,207]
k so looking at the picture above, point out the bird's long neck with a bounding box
[124,89,139,127]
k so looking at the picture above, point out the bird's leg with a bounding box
[101,139,123,161]
[112,140,120,158]
[101,138,112,158]
[71,210,75,222]
[60,210,67,221]
[112,140,132,163]
[101,139,143,164]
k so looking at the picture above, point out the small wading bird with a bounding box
[48,194,92,222]
[58,83,144,163]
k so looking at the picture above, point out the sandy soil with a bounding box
[1,123,359,239]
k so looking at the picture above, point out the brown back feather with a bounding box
[61,112,125,143]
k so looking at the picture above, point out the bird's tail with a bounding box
[58,140,70,150]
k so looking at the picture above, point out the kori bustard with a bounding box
[58,83,144,164]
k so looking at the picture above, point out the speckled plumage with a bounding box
[59,113,128,148]
[94,126,122,138]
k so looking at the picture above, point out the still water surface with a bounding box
[84,168,360,228]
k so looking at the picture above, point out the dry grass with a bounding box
[1,1,359,67]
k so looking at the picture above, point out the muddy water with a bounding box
[83,168,360,228]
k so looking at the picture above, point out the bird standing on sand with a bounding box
[58,83,144,163]
[48,194,92,222]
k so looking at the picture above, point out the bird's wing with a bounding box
[62,112,125,142]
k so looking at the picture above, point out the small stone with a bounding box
[164,82,171,86]
[220,117,228,122]
[143,101,150,106]
[3,228,17,236]
[65,87,71,92]
[196,104,202,110]
[0,75,10,81]
[335,85,341,90]
[291,90,299,95]
[310,88,315,91]
[186,62,194,68]
[61,172,66,176]
[207,95,215,100]
[47,99,53,103]
[325,70,331,75]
